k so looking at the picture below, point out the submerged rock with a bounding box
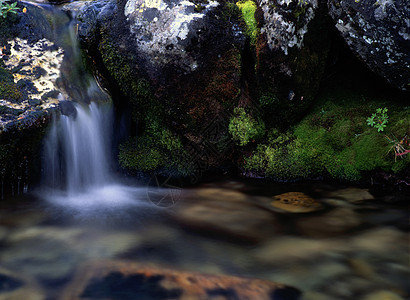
[324,187,375,204]
[0,267,45,300]
[361,290,405,300]
[295,207,361,237]
[271,192,324,213]
[328,0,410,91]
[173,188,278,243]
[61,260,302,300]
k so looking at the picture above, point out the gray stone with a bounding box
[328,0,410,90]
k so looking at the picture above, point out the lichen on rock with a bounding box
[0,38,63,132]
[124,0,220,73]
[328,0,410,90]
[257,0,318,55]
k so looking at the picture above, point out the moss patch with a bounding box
[244,89,410,181]
[229,107,265,146]
[236,0,259,45]
[0,60,22,101]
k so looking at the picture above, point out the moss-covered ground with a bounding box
[243,87,410,181]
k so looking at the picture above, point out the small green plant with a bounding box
[229,107,265,146]
[367,107,388,132]
[1,0,20,19]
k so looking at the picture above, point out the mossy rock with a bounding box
[254,0,331,128]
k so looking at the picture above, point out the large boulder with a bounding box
[254,0,331,126]
[75,0,334,177]
[76,0,245,176]
[0,6,67,194]
[328,0,410,91]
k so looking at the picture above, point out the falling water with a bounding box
[43,101,112,194]
[37,9,154,214]
[41,100,149,215]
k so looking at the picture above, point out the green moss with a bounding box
[229,107,265,146]
[236,0,259,45]
[0,61,21,101]
[244,89,410,181]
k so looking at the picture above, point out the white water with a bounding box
[41,102,148,215]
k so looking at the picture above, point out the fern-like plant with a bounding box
[367,107,388,132]
[1,0,20,19]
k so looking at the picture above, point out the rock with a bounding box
[191,188,247,203]
[361,290,404,300]
[0,4,74,195]
[295,207,361,237]
[254,0,331,125]
[0,267,45,300]
[349,227,408,254]
[325,187,375,203]
[76,0,245,174]
[0,4,68,133]
[174,190,278,243]
[268,261,350,293]
[255,236,344,266]
[60,260,302,300]
[328,0,410,91]
[0,238,79,284]
[271,192,324,213]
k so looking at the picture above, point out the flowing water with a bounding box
[0,2,409,300]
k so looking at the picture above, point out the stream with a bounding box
[0,1,409,300]
[0,180,409,299]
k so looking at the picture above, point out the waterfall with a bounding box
[37,10,152,214]
[43,101,112,194]
[41,101,148,214]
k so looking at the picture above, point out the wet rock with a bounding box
[325,187,375,203]
[0,267,45,300]
[271,192,324,213]
[295,207,361,237]
[61,260,301,300]
[361,290,405,300]
[328,0,410,91]
[59,100,77,118]
[0,5,66,133]
[174,190,278,243]
[0,3,71,195]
